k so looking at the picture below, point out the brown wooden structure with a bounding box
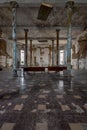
[23,66,67,72]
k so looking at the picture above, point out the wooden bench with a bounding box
[22,66,67,77]
[48,66,67,72]
[23,67,45,72]
[23,66,67,72]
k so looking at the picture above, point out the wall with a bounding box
[25,39,59,66]
[29,46,57,67]
[72,30,87,70]
[0,38,13,67]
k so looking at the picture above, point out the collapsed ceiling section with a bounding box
[37,2,53,21]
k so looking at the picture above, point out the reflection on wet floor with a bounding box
[0,71,87,130]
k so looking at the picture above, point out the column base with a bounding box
[13,69,18,77]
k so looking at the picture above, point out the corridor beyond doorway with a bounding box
[59,50,64,65]
[20,50,25,66]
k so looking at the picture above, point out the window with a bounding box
[59,50,64,65]
[20,50,25,65]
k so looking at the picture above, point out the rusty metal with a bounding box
[56,29,60,66]
[30,40,32,66]
[24,29,28,66]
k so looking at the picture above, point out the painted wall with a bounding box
[0,38,13,67]
[29,46,57,67]
[72,30,87,70]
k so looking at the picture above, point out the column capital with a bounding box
[10,1,19,8]
[24,29,29,32]
[30,39,32,42]
[52,39,54,42]
[65,1,75,9]
[56,29,60,32]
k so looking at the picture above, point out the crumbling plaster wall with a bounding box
[72,30,87,70]
[0,37,13,67]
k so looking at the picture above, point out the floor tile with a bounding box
[81,124,87,130]
[84,104,87,109]
[38,95,46,99]
[0,109,6,114]
[59,103,70,111]
[83,89,87,92]
[0,123,15,130]
[2,106,5,108]
[42,90,50,94]
[56,95,63,99]
[36,122,48,130]
[68,89,73,92]
[39,84,46,86]
[0,89,3,92]
[3,95,11,99]
[72,103,84,113]
[31,109,37,113]
[8,103,12,106]
[13,104,23,111]
[38,104,46,110]
[21,95,28,99]
[69,123,82,130]
[74,95,82,99]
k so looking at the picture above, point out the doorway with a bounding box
[20,50,25,65]
[59,50,64,65]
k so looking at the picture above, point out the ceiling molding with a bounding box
[0,25,84,30]
[9,37,76,40]
[0,1,87,7]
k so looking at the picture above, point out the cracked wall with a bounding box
[72,30,87,69]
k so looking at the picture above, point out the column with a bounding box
[10,1,18,76]
[30,40,32,66]
[56,29,60,66]
[66,1,75,76]
[77,53,79,70]
[16,45,20,67]
[49,45,51,66]
[64,45,67,65]
[33,45,36,66]
[6,56,8,68]
[24,29,28,66]
[52,40,54,66]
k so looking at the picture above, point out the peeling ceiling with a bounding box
[0,0,87,45]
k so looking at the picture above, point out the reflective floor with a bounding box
[0,70,87,130]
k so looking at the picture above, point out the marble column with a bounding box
[16,45,20,67]
[66,1,75,76]
[77,56,79,70]
[52,40,54,66]
[49,45,51,66]
[56,29,60,66]
[30,40,32,66]
[10,1,18,76]
[5,56,8,68]
[64,45,67,65]
[24,29,28,66]
[33,46,36,66]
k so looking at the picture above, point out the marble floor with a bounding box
[0,70,87,130]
